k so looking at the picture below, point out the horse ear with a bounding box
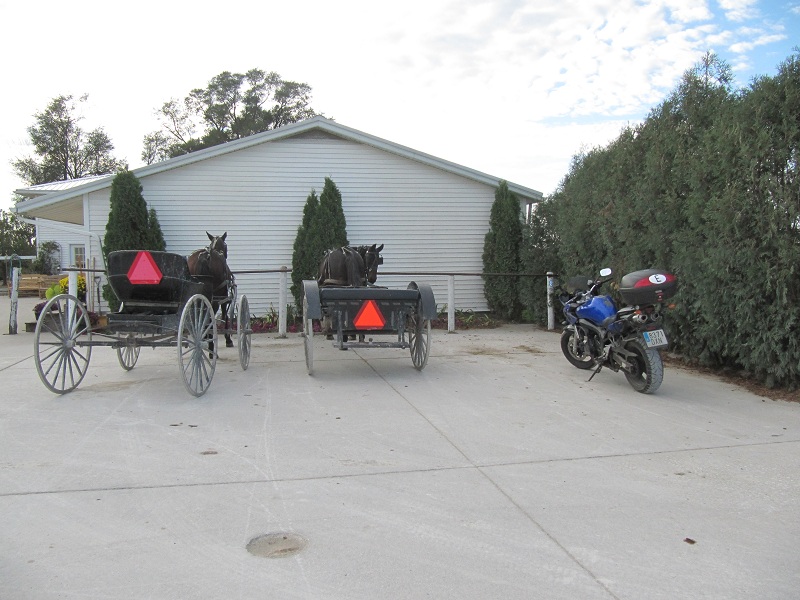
[206,231,213,241]
[377,244,384,252]
[221,232,227,241]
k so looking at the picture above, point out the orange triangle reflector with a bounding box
[353,299,386,329]
[127,251,163,285]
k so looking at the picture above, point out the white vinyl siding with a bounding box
[35,219,90,274]
[127,136,497,314]
[35,124,541,315]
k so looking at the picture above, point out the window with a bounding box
[70,244,86,268]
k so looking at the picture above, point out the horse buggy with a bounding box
[33,233,251,397]
[301,244,437,375]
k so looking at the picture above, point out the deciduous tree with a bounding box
[13,95,124,185]
[0,209,35,282]
[143,69,318,163]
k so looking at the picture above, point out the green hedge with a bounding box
[524,52,800,389]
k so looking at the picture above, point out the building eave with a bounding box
[13,116,543,217]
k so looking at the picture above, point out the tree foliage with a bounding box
[524,51,800,388]
[482,181,523,320]
[30,241,61,275]
[290,189,319,307]
[0,209,35,257]
[289,178,349,306]
[313,177,349,252]
[13,95,124,185]
[0,209,36,282]
[520,200,561,323]
[142,69,317,163]
[102,171,166,310]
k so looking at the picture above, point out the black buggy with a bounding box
[301,279,436,376]
[33,250,251,397]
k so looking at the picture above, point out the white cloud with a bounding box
[729,32,786,54]
[717,0,759,22]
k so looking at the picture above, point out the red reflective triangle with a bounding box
[353,299,386,329]
[127,251,163,285]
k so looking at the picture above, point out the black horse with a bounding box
[187,232,235,349]
[317,244,384,287]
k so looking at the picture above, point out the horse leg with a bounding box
[223,300,234,347]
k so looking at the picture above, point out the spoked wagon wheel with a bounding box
[408,303,431,370]
[34,294,92,394]
[116,333,140,371]
[236,294,251,371]
[178,294,217,397]
[303,296,314,375]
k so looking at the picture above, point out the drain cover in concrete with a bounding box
[246,533,307,558]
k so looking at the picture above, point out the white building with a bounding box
[14,116,542,314]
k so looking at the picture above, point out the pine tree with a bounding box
[482,180,523,320]
[102,170,166,309]
[103,171,149,254]
[146,208,166,251]
[289,177,350,307]
[290,189,319,306]
[312,176,348,251]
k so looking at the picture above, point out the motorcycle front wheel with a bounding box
[560,328,595,370]
[623,339,663,394]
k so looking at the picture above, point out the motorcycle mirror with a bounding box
[599,268,612,277]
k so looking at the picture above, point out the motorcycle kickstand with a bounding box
[587,362,603,382]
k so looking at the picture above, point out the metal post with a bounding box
[8,266,20,335]
[278,267,288,338]
[547,271,555,330]
[447,275,455,333]
[68,270,78,325]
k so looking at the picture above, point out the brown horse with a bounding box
[187,232,235,349]
[317,244,383,287]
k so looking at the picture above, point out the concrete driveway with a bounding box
[1,294,798,599]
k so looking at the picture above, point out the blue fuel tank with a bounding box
[576,295,617,327]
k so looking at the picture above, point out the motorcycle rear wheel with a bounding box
[560,329,595,370]
[623,339,663,394]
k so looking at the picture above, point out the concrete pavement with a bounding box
[1,294,799,599]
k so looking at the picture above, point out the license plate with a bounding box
[642,329,668,348]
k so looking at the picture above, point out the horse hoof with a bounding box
[226,340,234,348]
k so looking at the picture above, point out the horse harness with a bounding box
[320,246,363,287]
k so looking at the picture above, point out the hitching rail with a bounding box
[55,266,557,335]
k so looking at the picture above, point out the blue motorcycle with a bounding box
[559,268,677,394]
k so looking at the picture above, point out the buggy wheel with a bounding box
[178,294,217,397]
[303,296,313,375]
[34,294,92,394]
[408,306,431,370]
[237,294,251,371]
[116,334,140,371]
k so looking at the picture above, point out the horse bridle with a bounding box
[364,248,383,282]
[208,236,227,260]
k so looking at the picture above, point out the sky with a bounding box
[1,0,798,212]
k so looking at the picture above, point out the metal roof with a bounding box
[16,174,112,198]
[14,116,543,215]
